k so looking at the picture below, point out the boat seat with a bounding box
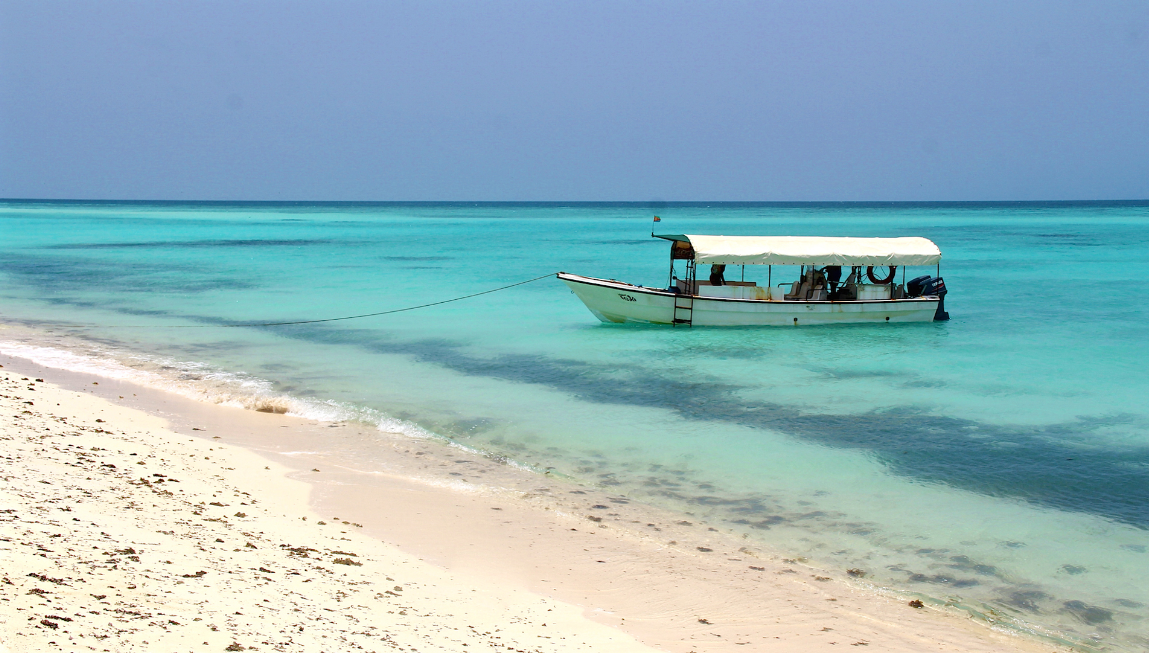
[783,281,803,301]
[784,270,829,301]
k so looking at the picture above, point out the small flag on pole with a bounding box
[653,216,661,222]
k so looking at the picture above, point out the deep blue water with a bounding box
[2,200,1148,649]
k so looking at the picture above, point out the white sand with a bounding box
[0,359,1067,652]
[0,370,654,652]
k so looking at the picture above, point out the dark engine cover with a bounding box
[924,277,947,297]
[906,275,932,298]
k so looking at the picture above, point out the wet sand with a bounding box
[0,353,1066,652]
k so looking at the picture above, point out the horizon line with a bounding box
[3,198,1149,207]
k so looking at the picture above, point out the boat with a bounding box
[558,232,949,326]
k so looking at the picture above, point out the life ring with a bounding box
[867,265,897,284]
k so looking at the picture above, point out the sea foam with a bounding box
[0,339,435,442]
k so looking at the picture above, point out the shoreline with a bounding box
[0,356,655,652]
[0,350,1067,652]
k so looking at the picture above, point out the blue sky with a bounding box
[2,1,1146,201]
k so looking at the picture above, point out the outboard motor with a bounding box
[922,277,945,296]
[906,275,932,298]
[925,277,949,321]
[905,275,949,320]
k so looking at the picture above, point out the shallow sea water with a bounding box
[2,200,1148,650]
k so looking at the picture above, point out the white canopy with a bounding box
[682,235,942,266]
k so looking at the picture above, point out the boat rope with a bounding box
[23,272,558,329]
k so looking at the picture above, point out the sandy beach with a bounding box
[1,353,1066,653]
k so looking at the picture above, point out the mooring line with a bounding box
[20,272,559,329]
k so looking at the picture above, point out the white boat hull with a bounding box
[558,273,941,326]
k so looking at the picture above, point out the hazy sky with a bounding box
[2,1,1146,201]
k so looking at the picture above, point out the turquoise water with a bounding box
[2,200,1148,649]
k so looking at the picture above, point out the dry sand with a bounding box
[0,355,1067,653]
[0,367,653,652]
